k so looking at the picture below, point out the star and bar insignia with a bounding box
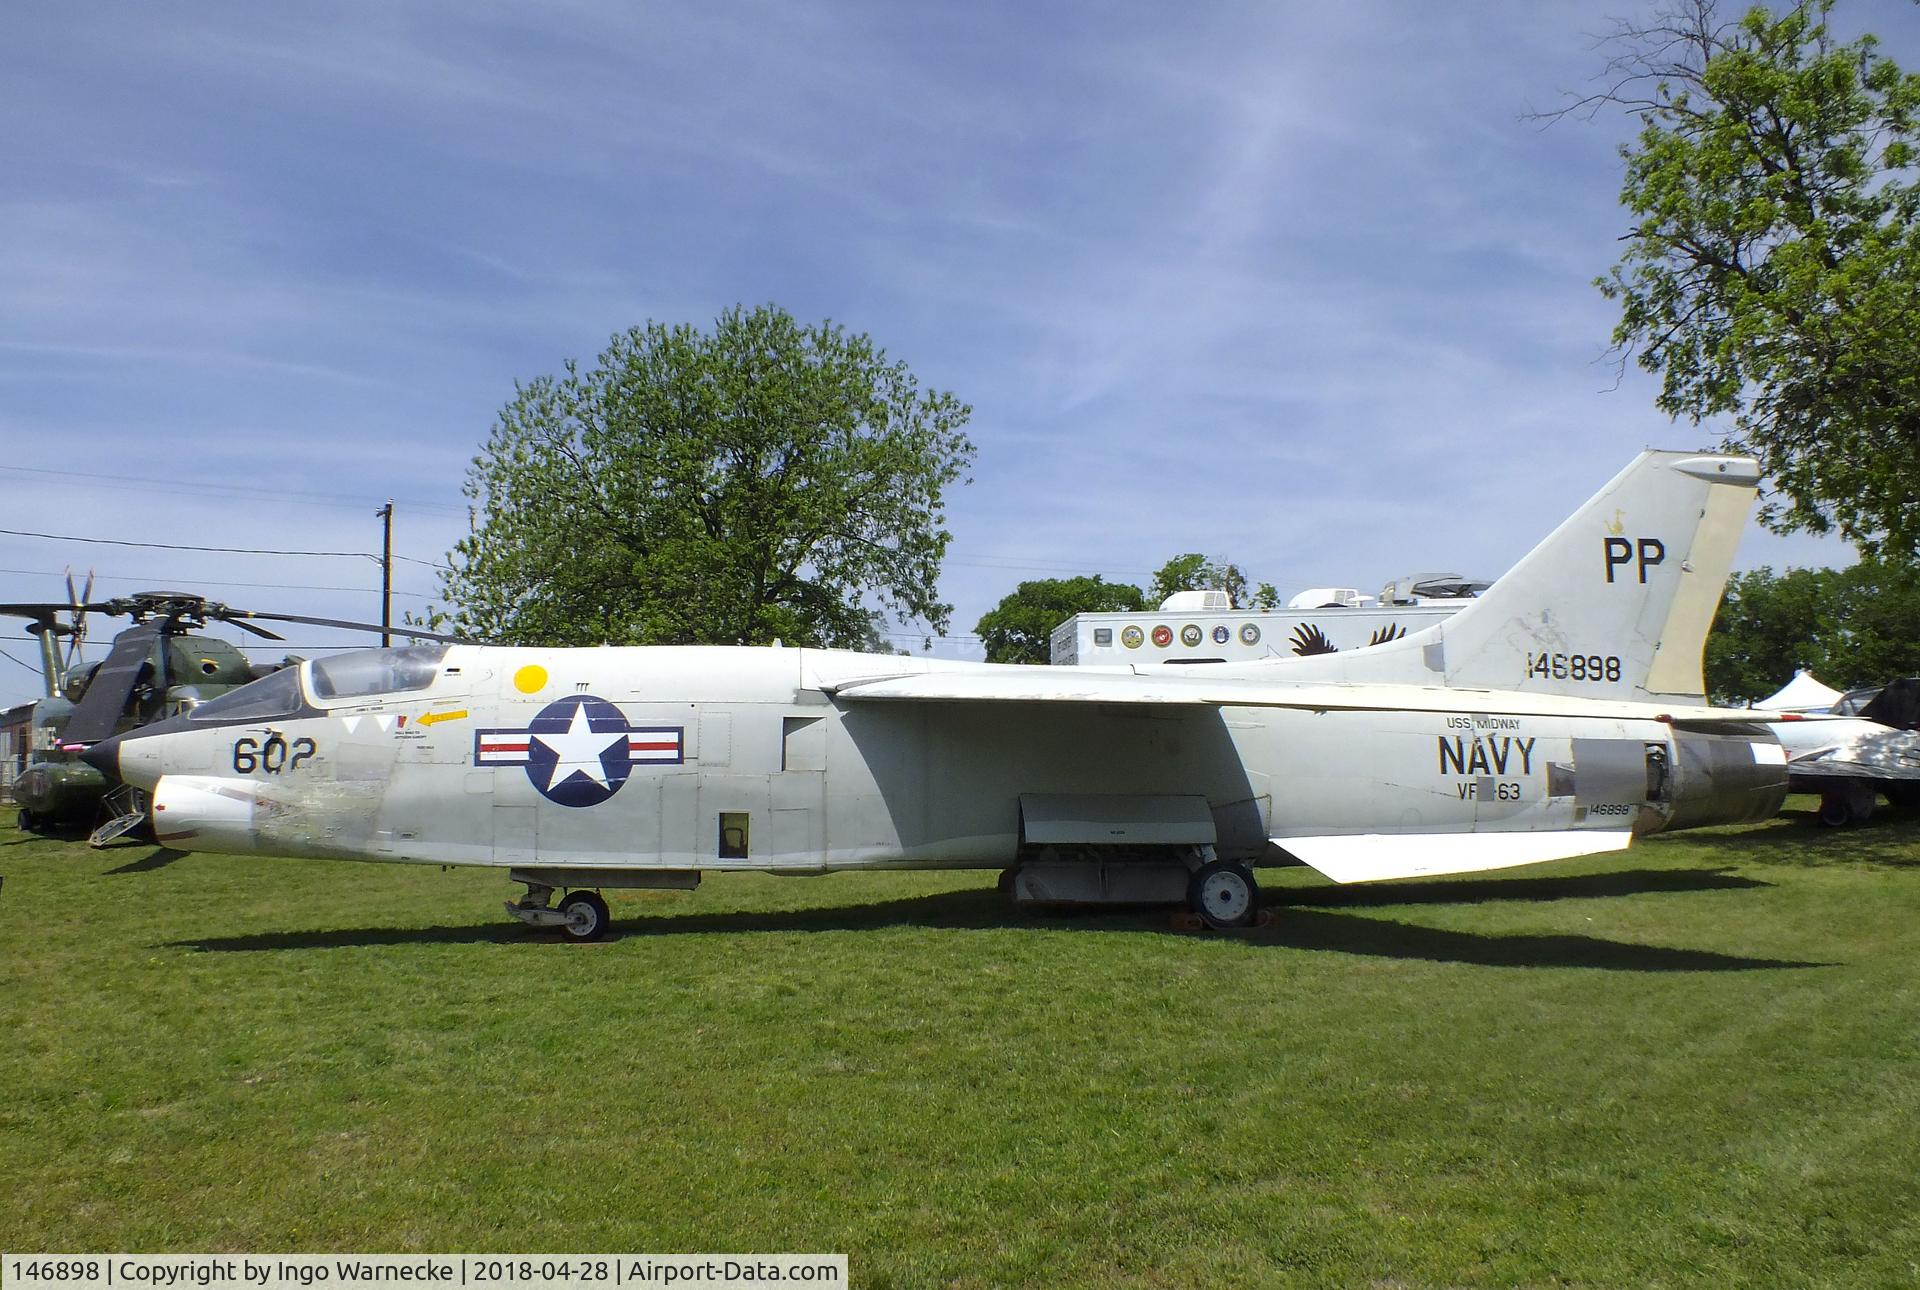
[474,694,683,808]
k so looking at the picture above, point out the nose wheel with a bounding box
[1188,860,1258,929]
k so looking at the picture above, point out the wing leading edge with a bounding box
[821,668,1775,726]
[1274,830,1635,884]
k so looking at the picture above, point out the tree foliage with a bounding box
[430,305,974,648]
[1147,554,1280,609]
[974,576,1147,664]
[1706,561,1920,701]
[1579,1,1920,557]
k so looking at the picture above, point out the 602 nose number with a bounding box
[232,734,316,774]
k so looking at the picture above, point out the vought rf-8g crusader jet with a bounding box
[83,451,1790,940]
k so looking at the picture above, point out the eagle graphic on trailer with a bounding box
[85,451,1790,940]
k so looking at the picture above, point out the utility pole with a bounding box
[377,502,394,647]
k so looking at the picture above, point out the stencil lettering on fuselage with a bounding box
[1439,716,1537,803]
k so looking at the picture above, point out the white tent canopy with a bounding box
[1754,669,1843,713]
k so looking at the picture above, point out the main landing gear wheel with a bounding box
[1818,782,1876,829]
[15,808,33,832]
[1188,860,1257,930]
[558,890,611,942]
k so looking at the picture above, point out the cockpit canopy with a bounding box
[187,667,304,723]
[308,645,448,700]
[186,645,451,723]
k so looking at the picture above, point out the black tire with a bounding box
[558,890,612,941]
[1188,860,1258,930]
[997,866,1020,900]
[15,808,34,832]
[1885,784,1920,811]
[1817,793,1855,828]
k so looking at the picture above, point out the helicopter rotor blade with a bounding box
[4,591,465,647]
[224,616,285,640]
[76,571,95,659]
[63,569,93,671]
[0,602,87,618]
[214,607,461,643]
[59,619,167,747]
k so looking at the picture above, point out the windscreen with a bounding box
[309,645,450,700]
[1859,678,1920,731]
[187,667,305,723]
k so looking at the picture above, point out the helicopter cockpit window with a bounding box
[308,645,450,701]
[187,667,304,723]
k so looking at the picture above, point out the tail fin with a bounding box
[1228,451,1759,702]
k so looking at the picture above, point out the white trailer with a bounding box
[1050,600,1466,666]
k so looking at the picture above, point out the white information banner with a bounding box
[2,1256,846,1290]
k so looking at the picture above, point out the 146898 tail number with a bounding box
[1526,652,1622,683]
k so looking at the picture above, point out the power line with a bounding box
[1,465,1139,578]
[0,567,432,598]
[0,630,405,655]
[0,464,471,516]
[0,646,41,676]
[0,526,397,561]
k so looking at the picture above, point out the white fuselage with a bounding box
[117,645,1784,876]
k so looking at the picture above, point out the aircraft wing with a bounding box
[821,669,1775,726]
[1273,830,1634,884]
[1785,740,1920,781]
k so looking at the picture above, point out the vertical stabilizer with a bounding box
[1210,451,1759,703]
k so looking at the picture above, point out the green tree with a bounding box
[429,305,974,648]
[1577,1,1920,558]
[1706,561,1920,701]
[1705,565,1834,702]
[974,576,1147,664]
[1820,560,1920,685]
[1147,554,1280,609]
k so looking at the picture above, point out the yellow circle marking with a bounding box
[513,664,548,694]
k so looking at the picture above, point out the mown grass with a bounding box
[2,800,1917,1287]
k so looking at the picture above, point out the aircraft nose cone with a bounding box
[79,735,122,778]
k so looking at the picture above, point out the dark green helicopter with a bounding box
[4,585,453,839]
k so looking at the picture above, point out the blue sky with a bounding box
[3,0,1910,708]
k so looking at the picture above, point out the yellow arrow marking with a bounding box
[418,709,469,727]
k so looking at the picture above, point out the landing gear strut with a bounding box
[506,881,613,941]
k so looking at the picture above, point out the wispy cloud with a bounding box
[0,0,1888,694]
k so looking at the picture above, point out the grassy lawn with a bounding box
[2,800,1917,1287]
